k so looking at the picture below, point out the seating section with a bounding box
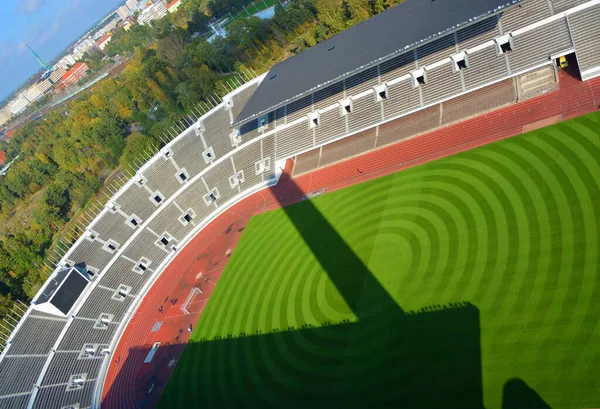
[97,256,150,296]
[5,316,66,356]
[348,95,383,134]
[169,129,208,176]
[417,35,457,67]
[552,0,588,13]
[499,0,552,33]
[122,229,170,268]
[508,17,572,73]
[0,356,46,395]
[32,380,96,409]
[89,210,137,250]
[40,351,103,387]
[457,16,501,50]
[421,62,463,105]
[203,107,236,159]
[1,2,597,408]
[382,79,421,119]
[315,108,347,145]
[293,149,321,176]
[231,139,264,188]
[76,286,134,322]
[442,79,517,125]
[141,157,181,199]
[463,45,509,89]
[57,319,118,351]
[0,394,30,409]
[377,105,441,148]
[231,82,259,120]
[114,184,158,222]
[345,66,380,95]
[380,52,416,83]
[67,237,115,274]
[276,121,314,159]
[320,128,377,169]
[313,82,345,111]
[286,95,313,123]
[568,4,600,77]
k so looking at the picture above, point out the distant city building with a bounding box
[27,70,46,86]
[166,0,181,13]
[36,78,53,94]
[138,0,167,25]
[24,86,43,103]
[26,44,52,71]
[60,62,90,89]
[50,66,67,84]
[9,95,30,115]
[54,54,76,71]
[0,107,11,128]
[117,4,130,20]
[96,34,113,50]
[72,38,96,60]
[126,0,139,11]
[93,18,119,41]
[106,18,119,31]
[122,19,133,31]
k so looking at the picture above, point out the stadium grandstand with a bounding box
[0,0,599,407]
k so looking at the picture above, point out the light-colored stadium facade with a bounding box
[0,0,598,408]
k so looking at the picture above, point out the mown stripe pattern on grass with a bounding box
[159,112,600,409]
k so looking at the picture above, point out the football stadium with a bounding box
[0,0,599,408]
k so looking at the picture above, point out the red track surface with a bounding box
[102,71,600,408]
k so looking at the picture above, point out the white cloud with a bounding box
[37,21,60,45]
[15,0,48,14]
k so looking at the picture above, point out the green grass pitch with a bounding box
[159,112,600,409]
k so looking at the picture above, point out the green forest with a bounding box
[0,0,402,325]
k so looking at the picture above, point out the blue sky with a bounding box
[0,0,125,102]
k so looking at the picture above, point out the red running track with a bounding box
[102,71,600,408]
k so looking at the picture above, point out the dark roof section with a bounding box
[234,0,520,125]
[52,270,89,315]
[33,266,90,314]
[33,268,71,305]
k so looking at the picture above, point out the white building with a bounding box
[72,38,96,60]
[36,79,53,94]
[116,5,130,20]
[126,0,139,11]
[138,1,168,26]
[54,54,76,71]
[50,66,67,84]
[167,0,181,13]
[9,95,30,115]
[0,107,12,127]
[96,34,112,51]
[24,86,43,103]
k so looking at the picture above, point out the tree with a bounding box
[227,17,273,53]
[188,10,210,34]
[120,132,158,169]
[43,181,71,223]
[273,0,317,32]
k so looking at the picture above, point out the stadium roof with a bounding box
[234,0,521,126]
[32,266,90,316]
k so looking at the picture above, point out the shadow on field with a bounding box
[105,176,551,408]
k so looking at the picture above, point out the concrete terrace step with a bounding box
[518,66,558,101]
